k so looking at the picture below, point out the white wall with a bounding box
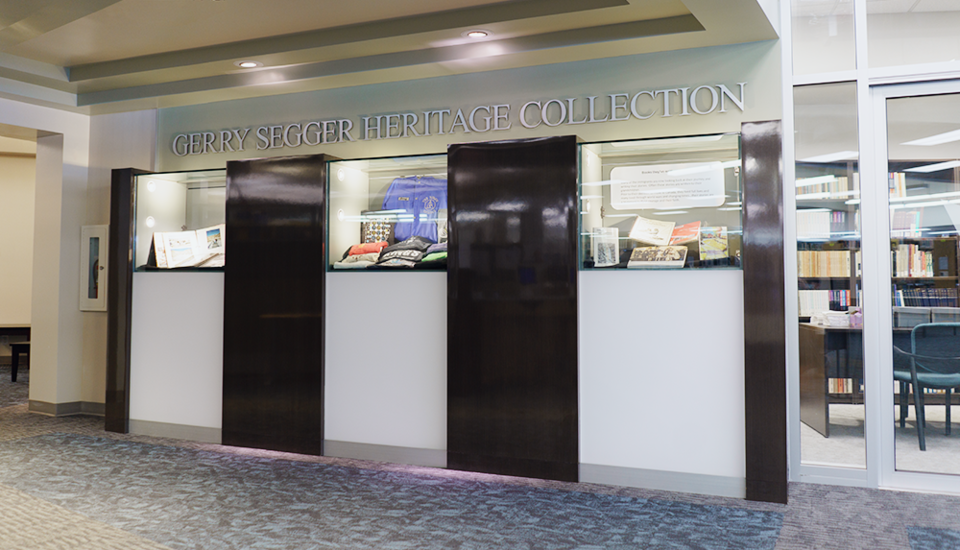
[157,41,782,171]
[325,272,447,450]
[0,145,36,328]
[129,272,223,428]
[0,98,91,405]
[579,269,746,479]
[84,110,158,406]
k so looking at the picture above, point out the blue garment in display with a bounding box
[381,176,447,243]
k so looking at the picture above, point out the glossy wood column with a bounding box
[106,168,152,433]
[741,121,788,503]
[447,136,579,482]
[222,154,332,455]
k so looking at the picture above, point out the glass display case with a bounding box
[328,154,447,270]
[133,169,226,270]
[579,134,742,270]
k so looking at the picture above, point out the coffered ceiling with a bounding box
[0,0,778,114]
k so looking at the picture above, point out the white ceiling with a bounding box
[0,0,778,114]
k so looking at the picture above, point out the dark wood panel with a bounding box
[447,136,579,482]
[222,154,332,456]
[106,168,152,433]
[741,121,788,504]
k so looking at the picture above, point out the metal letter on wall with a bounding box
[447,136,580,482]
[222,154,332,455]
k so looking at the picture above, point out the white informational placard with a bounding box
[609,163,726,210]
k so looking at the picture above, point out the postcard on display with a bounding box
[669,221,701,245]
[628,215,675,246]
[150,224,226,268]
[626,246,689,269]
[591,227,620,267]
[699,226,729,260]
[152,233,168,268]
[162,230,202,268]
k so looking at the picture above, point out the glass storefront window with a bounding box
[792,0,856,75]
[328,154,447,271]
[578,134,742,270]
[133,170,226,271]
[794,82,865,468]
[868,4,960,69]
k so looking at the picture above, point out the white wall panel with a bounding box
[579,269,745,478]
[325,271,446,450]
[129,272,223,428]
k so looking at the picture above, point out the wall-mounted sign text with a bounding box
[171,83,746,157]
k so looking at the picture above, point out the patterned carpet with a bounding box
[0,433,781,550]
[0,367,28,408]
[0,372,959,548]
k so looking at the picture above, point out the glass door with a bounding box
[883,91,960,476]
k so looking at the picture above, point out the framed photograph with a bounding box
[591,227,620,267]
[79,225,108,311]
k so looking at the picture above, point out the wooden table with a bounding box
[799,323,911,437]
[0,325,31,383]
[10,342,28,382]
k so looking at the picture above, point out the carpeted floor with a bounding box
[0,367,28,409]
[0,367,960,549]
[0,433,783,550]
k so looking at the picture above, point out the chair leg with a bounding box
[947,389,952,436]
[900,382,908,428]
[916,387,927,451]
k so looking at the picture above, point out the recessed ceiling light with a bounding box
[902,129,960,147]
[464,30,490,39]
[798,150,859,163]
[904,160,960,173]
[235,60,262,68]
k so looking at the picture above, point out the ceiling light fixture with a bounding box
[464,30,490,38]
[798,151,859,163]
[904,160,960,173]
[235,60,262,69]
[902,129,960,147]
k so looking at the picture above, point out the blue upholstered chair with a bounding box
[893,322,960,451]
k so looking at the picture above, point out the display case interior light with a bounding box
[145,216,155,228]
[609,135,723,148]
[146,180,156,192]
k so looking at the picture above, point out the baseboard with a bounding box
[579,463,746,499]
[28,401,104,417]
[324,440,446,468]
[129,419,221,444]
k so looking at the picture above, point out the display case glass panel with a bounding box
[328,154,447,271]
[579,134,742,270]
[133,169,226,271]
